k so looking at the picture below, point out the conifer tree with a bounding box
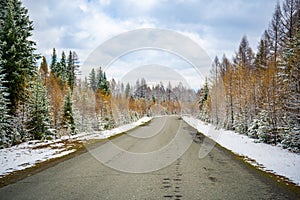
[199,78,209,110]
[234,35,254,70]
[255,31,272,69]
[268,3,284,65]
[89,68,97,92]
[97,67,110,95]
[50,48,58,76]
[282,17,300,145]
[281,0,299,40]
[125,83,131,99]
[0,0,38,114]
[26,74,50,139]
[67,51,74,91]
[59,51,67,81]
[0,0,8,27]
[62,88,76,135]
[0,65,11,147]
[40,56,48,85]
[48,73,65,130]
[67,51,80,91]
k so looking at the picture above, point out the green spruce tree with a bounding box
[97,67,110,95]
[62,88,76,135]
[26,74,50,140]
[0,0,38,114]
[59,51,67,82]
[68,51,80,92]
[89,68,97,92]
[67,51,74,91]
[50,48,58,76]
[0,65,11,147]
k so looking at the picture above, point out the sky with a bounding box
[22,0,279,89]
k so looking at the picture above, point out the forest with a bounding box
[0,0,197,148]
[199,0,300,152]
[0,0,299,153]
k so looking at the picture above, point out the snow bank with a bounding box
[0,141,76,177]
[183,116,300,186]
[75,116,152,141]
[0,117,152,177]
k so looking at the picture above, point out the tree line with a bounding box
[0,0,80,147]
[2,0,298,154]
[0,0,198,147]
[199,0,300,152]
[75,67,198,131]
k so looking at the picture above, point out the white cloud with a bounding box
[22,0,278,89]
[99,0,111,6]
[23,0,157,64]
[79,3,88,12]
[103,49,205,90]
[126,0,159,12]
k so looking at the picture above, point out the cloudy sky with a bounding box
[22,0,278,89]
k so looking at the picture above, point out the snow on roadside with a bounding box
[0,141,76,177]
[76,116,152,141]
[183,116,300,186]
[0,117,152,177]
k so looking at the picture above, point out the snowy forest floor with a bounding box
[0,117,152,181]
[183,116,300,187]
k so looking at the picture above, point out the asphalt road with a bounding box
[0,116,299,199]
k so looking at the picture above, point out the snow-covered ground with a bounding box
[74,117,152,141]
[183,116,300,186]
[0,117,152,177]
[0,141,76,177]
